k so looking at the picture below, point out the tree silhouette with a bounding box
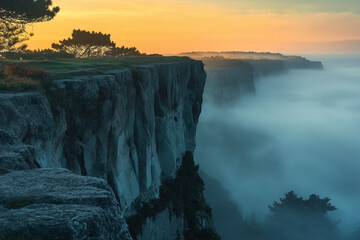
[52,30,116,58]
[266,191,339,240]
[269,191,336,215]
[0,22,33,52]
[0,0,59,24]
[110,46,142,57]
[0,0,59,53]
[52,29,142,58]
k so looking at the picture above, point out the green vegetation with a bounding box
[2,49,75,61]
[0,0,59,53]
[0,63,50,92]
[265,191,340,240]
[51,29,142,58]
[0,0,59,24]
[0,56,192,82]
[52,29,116,58]
[126,151,220,240]
[0,232,39,240]
[269,190,337,215]
[3,196,36,209]
[0,22,32,53]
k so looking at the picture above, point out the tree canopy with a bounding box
[52,30,116,58]
[52,29,142,58]
[0,22,32,52]
[0,0,59,24]
[109,46,141,57]
[266,191,339,240]
[269,191,337,215]
[0,0,59,53]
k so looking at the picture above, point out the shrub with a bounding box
[126,152,219,239]
[3,64,24,77]
[0,77,39,92]
[2,50,75,60]
[3,196,35,209]
[2,64,48,80]
[0,63,50,92]
[26,67,47,80]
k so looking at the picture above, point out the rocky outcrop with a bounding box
[0,129,38,170]
[246,59,288,78]
[179,51,324,70]
[0,60,207,239]
[282,56,323,70]
[136,208,184,240]
[0,93,61,170]
[0,168,131,240]
[196,53,323,105]
[0,60,205,211]
[126,152,218,240]
[204,60,255,105]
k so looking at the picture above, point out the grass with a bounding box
[3,196,36,209]
[0,77,39,92]
[0,56,193,80]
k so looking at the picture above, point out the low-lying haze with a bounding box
[195,55,360,237]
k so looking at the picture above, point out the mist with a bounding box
[195,54,360,238]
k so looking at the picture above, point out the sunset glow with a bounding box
[27,0,360,54]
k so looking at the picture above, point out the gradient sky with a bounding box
[26,0,360,54]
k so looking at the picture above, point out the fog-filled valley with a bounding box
[1,0,360,239]
[196,54,360,239]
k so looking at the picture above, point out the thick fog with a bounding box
[195,55,360,238]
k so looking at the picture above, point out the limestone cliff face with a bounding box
[201,57,322,105]
[0,169,132,240]
[0,61,206,213]
[136,208,185,240]
[204,64,255,105]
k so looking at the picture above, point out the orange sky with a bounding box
[26,0,360,54]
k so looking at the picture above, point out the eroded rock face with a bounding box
[0,130,38,170]
[0,168,131,240]
[0,93,66,170]
[0,61,206,239]
[51,61,205,210]
[0,60,206,211]
[136,208,185,240]
[199,55,322,105]
[205,65,255,105]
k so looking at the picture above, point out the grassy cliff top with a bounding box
[0,56,194,92]
[0,56,193,80]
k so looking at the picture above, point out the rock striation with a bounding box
[204,62,255,105]
[0,168,132,240]
[197,53,323,105]
[0,60,205,210]
[0,60,207,239]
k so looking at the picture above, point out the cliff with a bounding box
[197,53,323,105]
[203,59,255,105]
[0,59,214,239]
[179,51,324,70]
[0,169,132,240]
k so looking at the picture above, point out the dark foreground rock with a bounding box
[0,168,132,240]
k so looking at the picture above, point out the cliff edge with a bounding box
[0,59,216,239]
